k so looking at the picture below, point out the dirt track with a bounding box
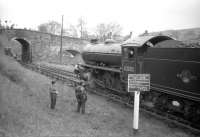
[0,66,197,137]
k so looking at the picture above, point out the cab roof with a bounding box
[121,35,173,47]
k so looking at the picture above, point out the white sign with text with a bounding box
[128,74,150,92]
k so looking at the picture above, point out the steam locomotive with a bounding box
[78,35,200,125]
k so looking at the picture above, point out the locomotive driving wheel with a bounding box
[155,94,168,111]
[102,72,113,89]
[183,102,200,126]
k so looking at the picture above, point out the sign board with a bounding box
[128,74,150,92]
[122,60,135,72]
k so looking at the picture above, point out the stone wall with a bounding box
[1,29,88,62]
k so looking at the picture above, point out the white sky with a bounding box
[0,0,200,35]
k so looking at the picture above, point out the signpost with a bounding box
[128,74,150,131]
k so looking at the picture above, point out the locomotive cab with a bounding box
[121,45,137,81]
[121,42,147,82]
[121,35,174,82]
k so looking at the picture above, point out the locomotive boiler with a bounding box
[79,35,200,125]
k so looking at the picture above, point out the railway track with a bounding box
[22,63,79,86]
[22,63,200,135]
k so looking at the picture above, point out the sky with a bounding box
[0,0,200,35]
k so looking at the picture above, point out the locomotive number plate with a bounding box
[123,66,135,72]
[128,74,150,92]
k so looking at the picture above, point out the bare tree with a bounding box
[82,30,89,39]
[96,23,108,41]
[0,19,3,29]
[77,17,87,39]
[10,24,15,29]
[107,23,122,36]
[38,24,48,33]
[38,21,62,35]
[48,21,62,35]
[64,24,78,37]
[0,19,16,30]
[96,22,122,41]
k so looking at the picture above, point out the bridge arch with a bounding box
[12,38,32,63]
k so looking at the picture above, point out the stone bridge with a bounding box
[1,29,87,63]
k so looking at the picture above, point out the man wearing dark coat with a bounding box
[75,81,87,114]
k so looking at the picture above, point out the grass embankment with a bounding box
[0,35,50,136]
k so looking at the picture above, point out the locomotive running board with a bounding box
[79,64,121,73]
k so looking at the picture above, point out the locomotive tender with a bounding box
[80,35,200,124]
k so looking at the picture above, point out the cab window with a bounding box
[122,47,134,59]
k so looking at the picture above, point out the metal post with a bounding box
[60,15,64,64]
[133,91,140,130]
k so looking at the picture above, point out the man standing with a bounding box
[49,80,58,109]
[75,81,87,114]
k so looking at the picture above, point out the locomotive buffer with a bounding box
[128,74,150,131]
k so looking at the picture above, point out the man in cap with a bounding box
[75,80,87,114]
[49,80,58,109]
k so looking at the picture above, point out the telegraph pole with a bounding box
[60,15,64,64]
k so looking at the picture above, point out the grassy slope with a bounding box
[0,70,196,137]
